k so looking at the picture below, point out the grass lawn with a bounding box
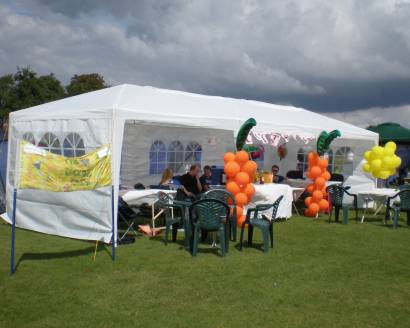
[0,214,409,328]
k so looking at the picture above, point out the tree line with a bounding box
[0,67,108,120]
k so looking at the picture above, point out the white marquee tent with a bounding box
[2,84,378,244]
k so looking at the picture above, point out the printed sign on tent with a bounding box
[18,141,112,192]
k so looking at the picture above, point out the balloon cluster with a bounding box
[304,152,331,217]
[362,141,401,179]
[224,151,257,227]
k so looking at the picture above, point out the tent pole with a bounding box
[111,185,115,261]
[10,188,17,275]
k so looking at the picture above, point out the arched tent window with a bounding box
[38,133,61,154]
[22,132,35,145]
[149,140,166,174]
[334,147,354,175]
[167,141,184,173]
[185,142,202,166]
[296,146,313,173]
[63,133,85,157]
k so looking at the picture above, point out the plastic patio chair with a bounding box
[385,186,410,229]
[189,198,229,257]
[157,191,185,245]
[239,195,283,253]
[204,189,237,243]
[326,184,358,224]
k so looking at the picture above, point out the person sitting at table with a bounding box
[179,164,202,199]
[159,168,174,187]
[271,164,285,183]
[200,165,212,192]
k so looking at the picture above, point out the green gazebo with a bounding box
[367,122,410,145]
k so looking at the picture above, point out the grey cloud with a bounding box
[1,0,410,114]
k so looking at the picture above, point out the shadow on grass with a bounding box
[14,244,106,272]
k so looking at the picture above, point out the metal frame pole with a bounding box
[10,188,17,275]
[111,185,115,261]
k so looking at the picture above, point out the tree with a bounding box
[66,73,107,97]
[13,67,65,110]
[0,74,16,118]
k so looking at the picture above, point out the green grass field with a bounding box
[0,214,409,328]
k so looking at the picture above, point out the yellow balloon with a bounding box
[370,159,382,171]
[372,170,382,178]
[385,141,396,151]
[379,171,391,180]
[362,163,371,173]
[382,156,394,169]
[392,155,401,168]
[371,146,384,158]
[384,147,394,156]
[364,151,372,161]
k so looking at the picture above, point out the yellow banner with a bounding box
[18,141,112,192]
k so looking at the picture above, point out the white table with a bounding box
[356,188,398,223]
[287,179,342,188]
[249,183,294,219]
[121,189,177,230]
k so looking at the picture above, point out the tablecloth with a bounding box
[250,184,294,218]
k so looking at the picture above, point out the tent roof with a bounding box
[367,122,410,144]
[10,84,378,141]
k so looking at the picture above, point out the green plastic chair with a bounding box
[204,189,237,242]
[239,195,283,253]
[386,186,410,229]
[157,191,186,245]
[189,198,229,257]
[326,184,358,224]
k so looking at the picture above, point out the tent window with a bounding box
[167,140,184,173]
[22,132,35,145]
[296,147,313,172]
[38,133,61,154]
[149,140,167,174]
[63,133,85,157]
[333,147,354,175]
[185,142,202,166]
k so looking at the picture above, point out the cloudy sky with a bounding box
[1,0,410,127]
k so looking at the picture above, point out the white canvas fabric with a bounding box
[3,84,378,243]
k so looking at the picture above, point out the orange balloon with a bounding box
[235,192,248,206]
[308,202,320,215]
[226,181,240,195]
[243,183,255,199]
[224,161,240,178]
[319,199,329,211]
[315,177,326,189]
[317,158,328,169]
[235,150,249,164]
[304,196,312,207]
[305,209,315,217]
[310,166,322,179]
[237,214,247,226]
[320,171,331,181]
[308,152,319,166]
[230,206,243,218]
[312,190,324,202]
[306,184,315,194]
[224,152,236,163]
[235,172,250,186]
[242,160,257,176]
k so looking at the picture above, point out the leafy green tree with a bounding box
[13,68,65,110]
[66,73,107,96]
[0,74,16,118]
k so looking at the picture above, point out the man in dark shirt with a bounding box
[199,165,212,192]
[271,164,285,183]
[180,164,202,198]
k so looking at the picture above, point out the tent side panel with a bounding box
[5,117,114,242]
